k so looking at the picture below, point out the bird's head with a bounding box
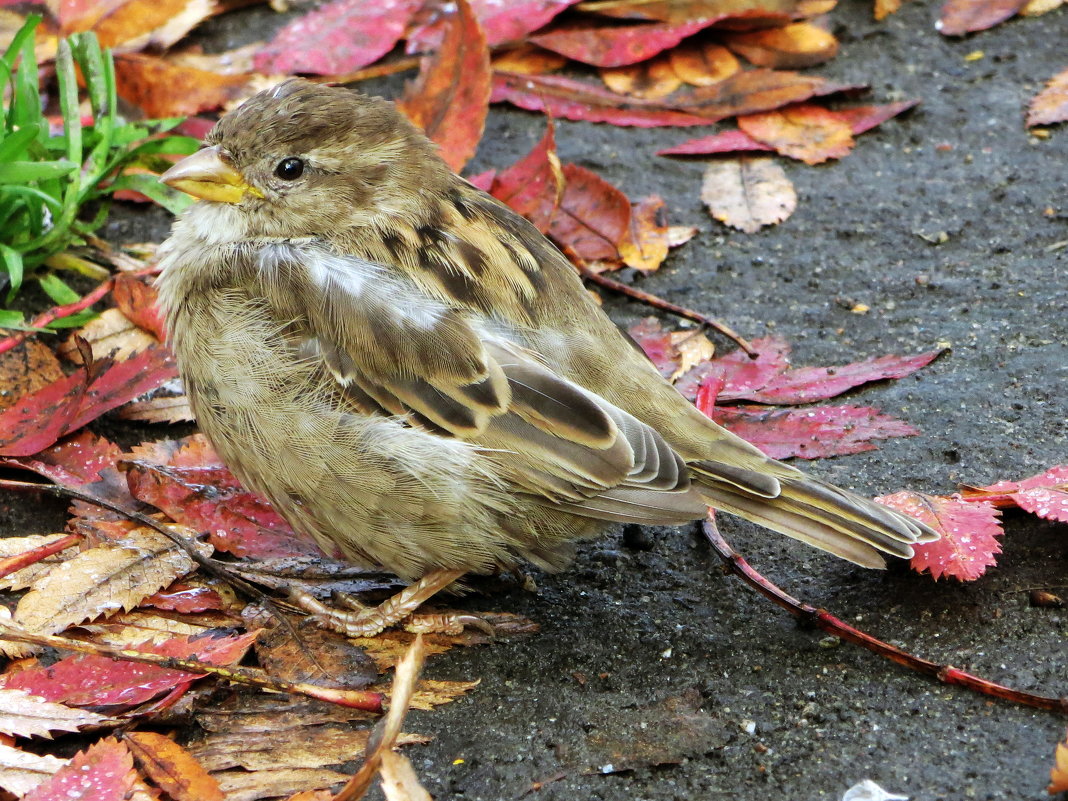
[160,79,447,238]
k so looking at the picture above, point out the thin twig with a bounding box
[559,244,758,357]
[0,534,81,579]
[701,516,1068,714]
[0,622,384,712]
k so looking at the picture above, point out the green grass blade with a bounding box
[55,40,82,168]
[0,123,42,162]
[0,160,78,182]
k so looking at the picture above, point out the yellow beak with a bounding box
[159,146,263,204]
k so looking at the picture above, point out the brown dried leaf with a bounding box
[668,41,740,86]
[874,0,904,19]
[116,392,195,424]
[255,624,378,690]
[196,694,377,734]
[1051,734,1068,794]
[549,163,632,261]
[10,527,210,642]
[576,0,796,23]
[379,750,432,801]
[0,742,67,797]
[701,156,796,233]
[64,0,216,49]
[936,0,1028,34]
[0,688,106,739]
[619,195,670,271]
[114,53,253,118]
[125,732,224,801]
[408,678,480,711]
[80,609,224,647]
[0,535,73,592]
[601,56,682,100]
[1027,67,1068,128]
[722,22,838,69]
[0,341,64,413]
[1020,0,1063,14]
[213,767,350,801]
[738,103,855,164]
[58,309,158,364]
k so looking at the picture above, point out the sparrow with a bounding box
[157,78,937,635]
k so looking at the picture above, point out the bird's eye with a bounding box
[275,157,304,180]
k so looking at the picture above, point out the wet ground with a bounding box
[7,0,1068,798]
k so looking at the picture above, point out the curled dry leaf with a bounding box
[549,164,632,261]
[0,688,107,740]
[1027,67,1068,128]
[529,18,716,68]
[601,56,683,100]
[1020,0,1064,14]
[1050,733,1068,794]
[214,767,350,801]
[406,0,581,50]
[398,0,491,172]
[619,195,672,271]
[254,0,422,75]
[124,732,225,801]
[20,738,137,801]
[668,41,740,87]
[738,103,855,164]
[378,749,433,801]
[61,0,216,50]
[489,120,564,233]
[491,44,568,75]
[58,309,158,364]
[575,0,796,24]
[678,69,859,123]
[701,156,797,233]
[874,0,904,19]
[722,22,838,69]
[0,741,67,797]
[877,491,1003,581]
[936,0,1029,34]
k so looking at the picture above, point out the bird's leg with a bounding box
[290,568,488,637]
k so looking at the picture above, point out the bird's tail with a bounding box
[691,459,939,568]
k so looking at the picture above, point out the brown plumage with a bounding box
[157,79,937,592]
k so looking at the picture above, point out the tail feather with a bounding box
[693,462,939,567]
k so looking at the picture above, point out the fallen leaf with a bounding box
[0,741,67,797]
[0,688,106,739]
[489,120,564,233]
[21,738,136,801]
[668,41,740,86]
[0,431,126,498]
[0,341,64,413]
[124,732,225,801]
[1027,67,1068,127]
[877,491,1003,581]
[601,56,683,100]
[874,0,904,18]
[737,103,855,163]
[141,578,233,614]
[116,388,195,423]
[575,0,796,24]
[549,163,632,260]
[0,534,74,592]
[9,527,210,642]
[936,0,1029,34]
[398,0,491,172]
[959,465,1068,523]
[213,767,350,801]
[379,749,433,801]
[678,69,860,122]
[491,43,567,74]
[658,129,774,156]
[830,99,919,134]
[619,195,674,270]
[61,0,215,50]
[112,274,167,341]
[58,309,158,363]
[407,0,580,50]
[701,156,797,233]
[254,0,422,75]
[722,21,838,69]
[1020,0,1064,14]
[1050,733,1068,794]
[81,610,226,648]
[114,53,253,118]
[255,624,378,690]
[703,403,919,459]
[1,631,259,710]
[492,71,711,127]
[530,18,716,67]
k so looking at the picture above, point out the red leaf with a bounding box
[398,0,491,172]
[548,163,631,261]
[937,0,1028,35]
[674,337,942,405]
[407,0,580,50]
[1027,68,1068,128]
[2,632,257,710]
[0,431,126,498]
[961,466,1068,524]
[113,54,251,119]
[0,346,177,457]
[628,318,682,377]
[466,170,496,191]
[489,119,563,233]
[878,491,1003,581]
[22,738,136,801]
[529,18,717,68]
[254,0,422,75]
[703,404,919,460]
[830,99,920,135]
[491,72,711,127]
[142,581,227,613]
[658,129,774,156]
[112,274,167,341]
[679,70,863,123]
[124,461,324,558]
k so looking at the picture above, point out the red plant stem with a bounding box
[559,244,758,357]
[701,517,1068,714]
[0,534,81,579]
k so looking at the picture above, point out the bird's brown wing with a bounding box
[248,240,706,523]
